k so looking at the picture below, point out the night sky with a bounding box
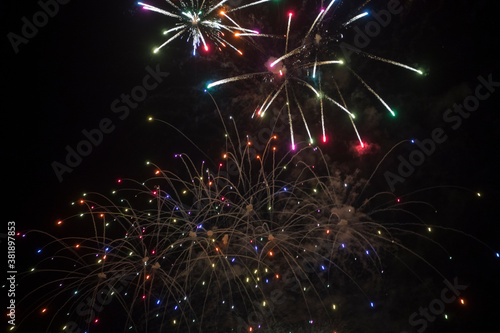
[2,0,500,332]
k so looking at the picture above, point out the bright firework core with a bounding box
[184,11,200,24]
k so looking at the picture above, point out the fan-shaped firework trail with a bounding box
[137,0,268,55]
[206,0,424,150]
[17,117,493,333]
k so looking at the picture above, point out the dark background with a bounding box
[2,0,499,332]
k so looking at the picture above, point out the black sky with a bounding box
[2,0,500,332]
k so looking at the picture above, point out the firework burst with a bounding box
[206,0,424,151]
[17,119,466,332]
[137,0,268,55]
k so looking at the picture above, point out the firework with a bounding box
[137,0,268,55]
[206,0,424,150]
[18,118,467,332]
